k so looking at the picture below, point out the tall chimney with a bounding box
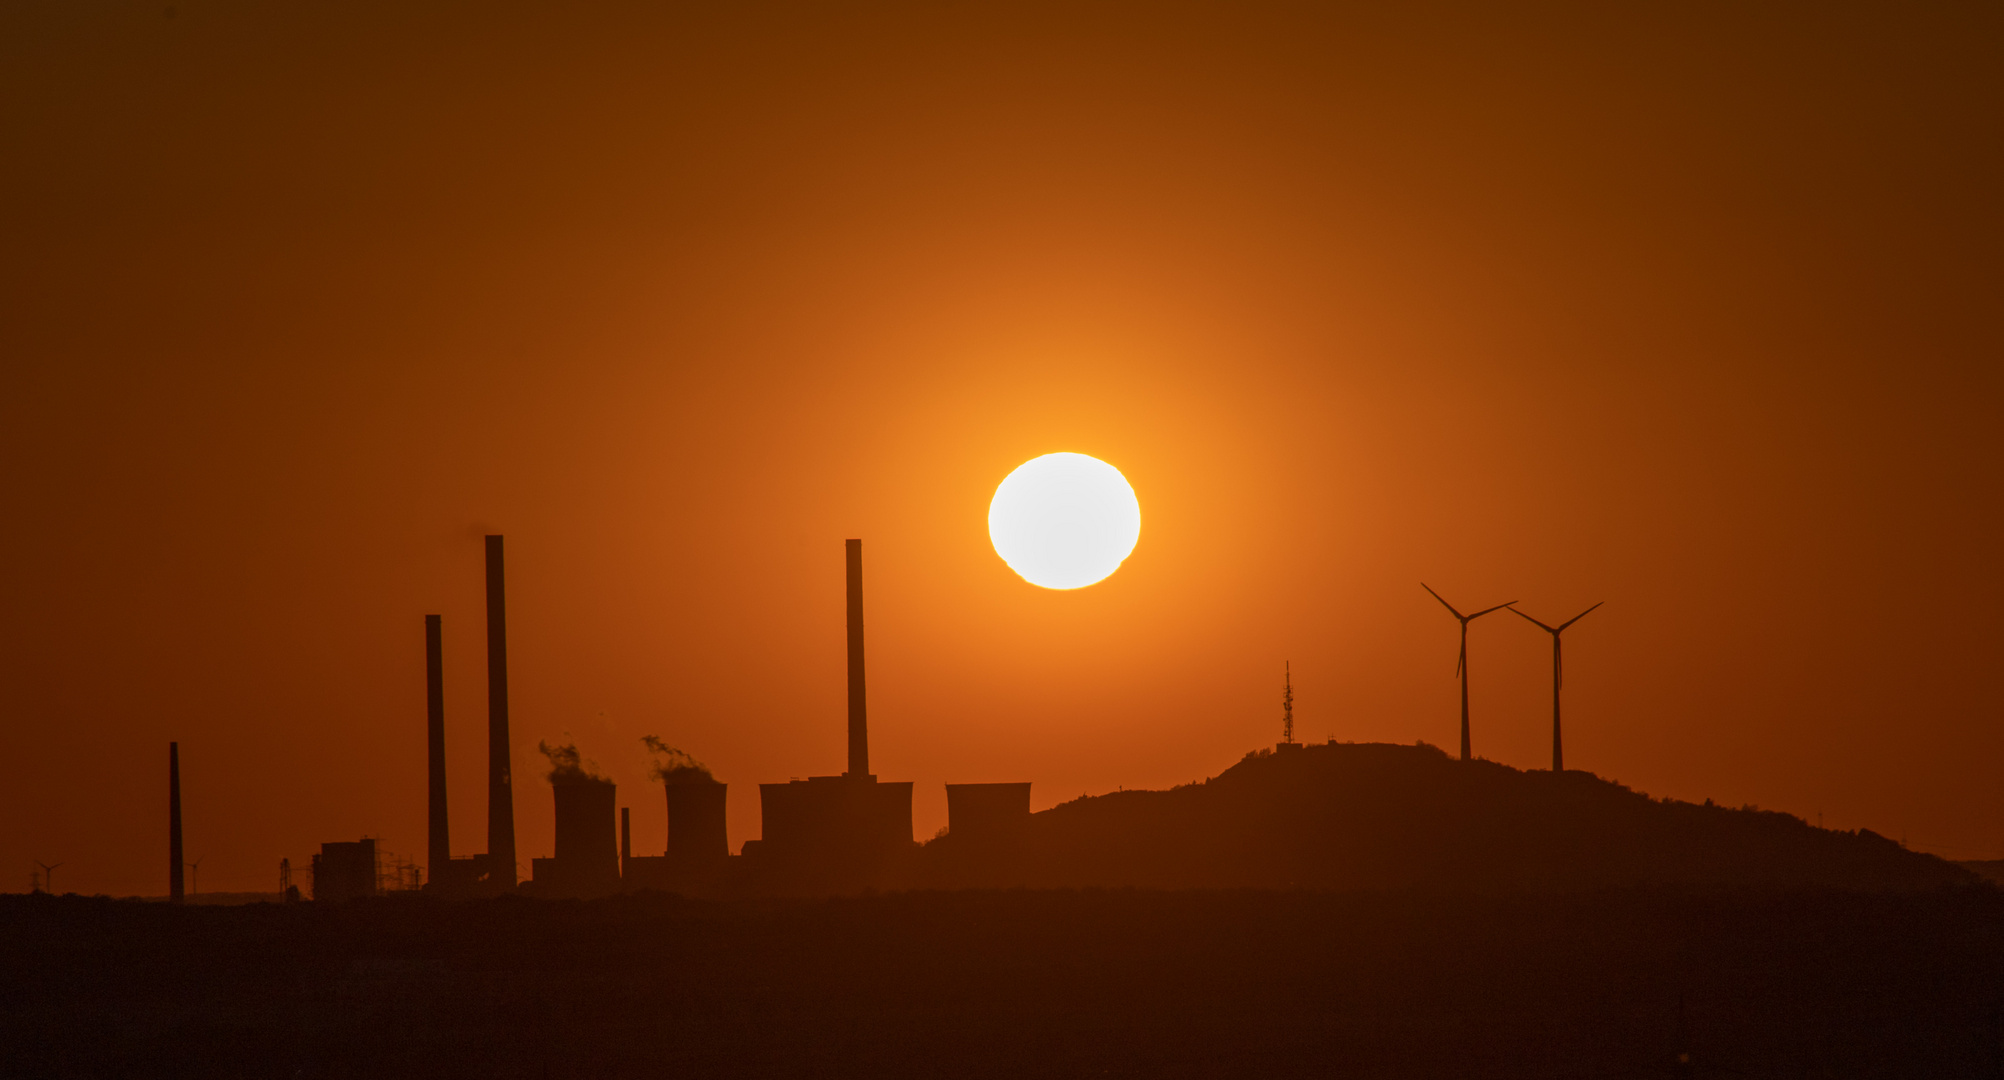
[485,535,517,887]
[425,615,450,878]
[845,538,869,779]
[168,742,184,902]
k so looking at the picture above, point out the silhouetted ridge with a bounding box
[931,742,1970,891]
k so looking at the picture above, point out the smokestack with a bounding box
[846,538,869,779]
[485,535,517,887]
[620,806,631,879]
[425,615,450,878]
[168,742,184,902]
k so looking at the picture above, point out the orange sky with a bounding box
[3,1,2000,896]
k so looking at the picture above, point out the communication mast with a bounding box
[1281,662,1295,745]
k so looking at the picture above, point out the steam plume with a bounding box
[641,734,717,785]
[538,739,610,786]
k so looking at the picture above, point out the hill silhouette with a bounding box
[925,741,1971,892]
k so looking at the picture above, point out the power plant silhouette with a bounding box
[165,539,1638,900]
[145,547,1988,906]
[282,535,1035,899]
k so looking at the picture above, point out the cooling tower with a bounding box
[533,772,620,897]
[667,781,729,865]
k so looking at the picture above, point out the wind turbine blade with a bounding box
[1468,602,1516,619]
[1510,607,1559,633]
[1456,640,1466,678]
[1558,601,1605,632]
[1420,583,1466,620]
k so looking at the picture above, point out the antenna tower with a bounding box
[1281,662,1295,744]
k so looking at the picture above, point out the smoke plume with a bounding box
[538,739,610,787]
[641,734,717,785]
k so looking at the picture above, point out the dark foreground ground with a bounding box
[4,887,2003,1079]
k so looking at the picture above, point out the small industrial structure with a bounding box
[311,839,378,902]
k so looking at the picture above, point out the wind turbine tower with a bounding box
[1510,602,1604,772]
[1420,584,1515,762]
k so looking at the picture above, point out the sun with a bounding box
[988,453,1141,590]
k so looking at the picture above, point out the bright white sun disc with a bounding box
[988,453,1141,589]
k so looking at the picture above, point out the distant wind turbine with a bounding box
[33,861,61,894]
[1420,584,1515,762]
[1510,602,1604,772]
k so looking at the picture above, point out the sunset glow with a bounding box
[988,453,1141,590]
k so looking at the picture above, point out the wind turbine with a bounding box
[1510,602,1603,772]
[34,861,62,895]
[187,857,203,897]
[1420,584,1515,761]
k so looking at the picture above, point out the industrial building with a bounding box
[311,839,378,902]
[759,775,913,854]
[746,540,917,885]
